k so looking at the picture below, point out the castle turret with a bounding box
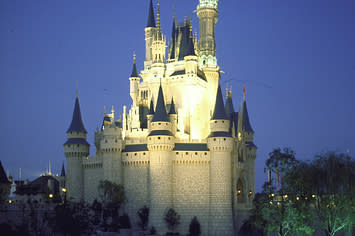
[207,84,234,235]
[100,107,123,184]
[129,53,140,106]
[151,2,166,66]
[238,88,255,143]
[168,15,176,60]
[197,0,218,68]
[145,0,156,69]
[64,92,89,202]
[168,98,177,136]
[147,84,174,233]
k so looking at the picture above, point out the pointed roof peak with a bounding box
[67,94,87,133]
[211,83,228,120]
[147,0,156,28]
[130,52,139,77]
[0,161,11,184]
[148,99,155,115]
[61,162,66,176]
[152,85,169,122]
[169,97,177,115]
[242,88,254,132]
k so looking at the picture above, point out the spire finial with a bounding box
[184,16,187,25]
[133,51,136,64]
[76,80,79,98]
[157,0,161,31]
[104,105,107,115]
[111,106,115,119]
[243,87,246,101]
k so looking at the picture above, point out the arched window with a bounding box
[237,178,245,203]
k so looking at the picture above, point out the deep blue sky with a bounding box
[1,0,354,192]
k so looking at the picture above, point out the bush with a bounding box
[149,226,157,235]
[188,217,201,236]
[119,213,131,229]
[137,205,149,230]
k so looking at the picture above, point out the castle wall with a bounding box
[122,153,149,229]
[172,152,210,235]
[83,161,103,203]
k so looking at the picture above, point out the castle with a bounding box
[64,0,257,235]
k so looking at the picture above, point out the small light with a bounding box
[62,188,67,193]
[49,194,53,199]
[269,201,273,204]
[312,194,316,198]
[305,197,308,200]
[8,200,12,204]
[277,202,281,206]
[296,197,300,200]
[284,195,288,199]
[271,193,275,197]
[237,190,241,195]
[249,191,253,195]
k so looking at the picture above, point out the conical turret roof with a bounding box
[211,84,228,120]
[242,100,254,133]
[67,94,87,133]
[148,99,155,115]
[225,94,235,119]
[147,0,156,28]
[130,56,138,78]
[152,85,169,122]
[0,161,10,184]
[60,162,66,177]
[169,98,176,115]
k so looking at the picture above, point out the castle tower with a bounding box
[64,92,89,202]
[197,0,218,68]
[151,2,166,68]
[207,84,234,235]
[168,98,177,136]
[129,53,140,106]
[147,85,174,233]
[100,107,123,184]
[144,0,156,69]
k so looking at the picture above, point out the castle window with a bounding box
[195,152,198,155]
[204,152,207,155]
[176,152,179,155]
[143,153,146,155]
[158,137,161,140]
[77,144,79,147]
[224,138,226,141]
[68,145,71,148]
[186,152,188,155]
[135,153,137,156]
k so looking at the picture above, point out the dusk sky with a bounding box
[1,0,354,192]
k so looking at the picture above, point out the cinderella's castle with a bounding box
[64,0,257,235]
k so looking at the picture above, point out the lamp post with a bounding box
[62,188,67,204]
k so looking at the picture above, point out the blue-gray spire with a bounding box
[242,100,254,133]
[61,162,66,177]
[148,99,155,115]
[152,85,169,122]
[169,98,176,115]
[130,53,138,77]
[225,92,234,120]
[67,94,87,133]
[147,0,156,28]
[169,17,176,59]
[211,84,228,120]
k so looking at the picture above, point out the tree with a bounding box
[98,180,125,229]
[137,205,149,230]
[164,208,180,233]
[265,148,297,192]
[306,153,355,236]
[188,217,201,236]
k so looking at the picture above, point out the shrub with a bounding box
[119,213,131,229]
[188,216,201,236]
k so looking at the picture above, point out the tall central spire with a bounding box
[147,0,156,28]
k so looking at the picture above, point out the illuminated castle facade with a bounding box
[64,0,257,235]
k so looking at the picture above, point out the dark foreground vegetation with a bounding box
[241,149,355,236]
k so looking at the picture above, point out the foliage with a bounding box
[188,216,201,236]
[307,153,355,236]
[149,226,157,235]
[254,149,355,236]
[98,180,125,230]
[51,202,94,236]
[98,180,125,209]
[0,184,10,203]
[164,208,180,232]
[119,213,132,229]
[137,205,149,230]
